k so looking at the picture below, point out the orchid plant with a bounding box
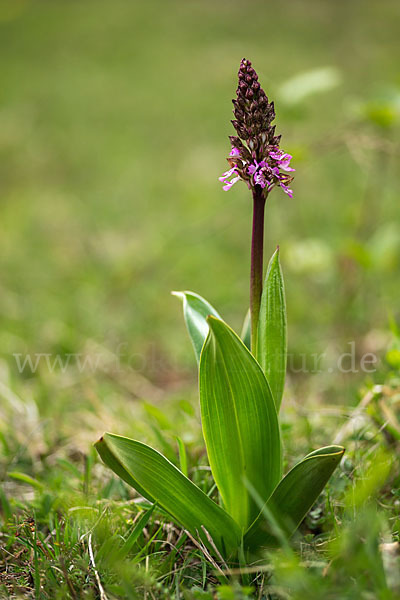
[95,59,344,561]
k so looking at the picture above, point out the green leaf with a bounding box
[257,247,287,410]
[199,317,282,531]
[240,309,251,350]
[95,433,241,557]
[172,291,221,363]
[244,445,344,552]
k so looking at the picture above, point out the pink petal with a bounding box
[280,183,293,198]
[279,155,295,172]
[218,167,237,182]
[222,175,241,191]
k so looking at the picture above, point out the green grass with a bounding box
[0,0,400,597]
[2,370,400,598]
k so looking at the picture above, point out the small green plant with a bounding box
[95,59,344,561]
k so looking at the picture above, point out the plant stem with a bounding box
[250,187,266,354]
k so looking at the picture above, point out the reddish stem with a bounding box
[250,187,266,354]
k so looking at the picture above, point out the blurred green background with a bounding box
[0,0,399,442]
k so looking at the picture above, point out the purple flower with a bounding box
[247,161,268,189]
[219,59,295,198]
[219,166,241,191]
[254,171,269,189]
[247,163,257,176]
[269,150,295,172]
[238,156,294,196]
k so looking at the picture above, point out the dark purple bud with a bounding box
[234,108,244,121]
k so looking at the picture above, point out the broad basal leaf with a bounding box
[199,317,282,531]
[95,433,240,557]
[240,309,251,350]
[172,291,221,363]
[244,445,344,552]
[257,247,287,410]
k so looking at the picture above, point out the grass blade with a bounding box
[117,504,156,559]
[172,291,221,363]
[199,316,282,530]
[8,471,44,491]
[95,433,241,557]
[244,445,344,552]
[257,247,287,410]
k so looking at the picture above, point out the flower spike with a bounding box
[219,58,295,198]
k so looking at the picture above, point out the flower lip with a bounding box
[280,184,293,198]
[222,176,241,191]
[219,166,241,191]
[218,166,237,182]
